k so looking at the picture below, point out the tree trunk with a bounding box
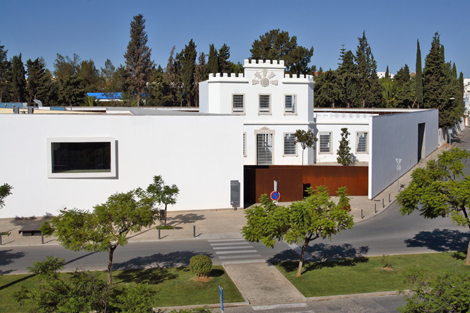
[302,149,304,166]
[467,241,470,266]
[164,204,168,226]
[296,240,310,277]
[108,245,117,285]
[462,207,470,265]
[136,93,140,107]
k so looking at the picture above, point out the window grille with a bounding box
[285,95,295,113]
[257,134,272,165]
[357,132,368,152]
[233,95,244,113]
[259,95,270,113]
[243,133,246,156]
[284,133,296,155]
[319,133,331,153]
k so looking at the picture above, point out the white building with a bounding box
[0,109,244,219]
[200,60,439,199]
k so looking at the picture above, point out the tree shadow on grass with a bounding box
[115,268,179,285]
[404,228,470,252]
[451,251,467,260]
[274,243,369,275]
[113,251,212,270]
[167,214,205,227]
[210,269,224,278]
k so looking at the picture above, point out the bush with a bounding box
[190,255,212,277]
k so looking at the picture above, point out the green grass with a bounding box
[0,265,243,312]
[275,252,470,297]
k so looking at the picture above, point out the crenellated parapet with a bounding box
[243,59,285,68]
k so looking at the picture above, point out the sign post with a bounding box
[219,286,224,313]
[396,158,402,192]
[270,191,280,203]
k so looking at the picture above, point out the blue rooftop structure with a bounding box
[1,102,28,109]
[87,92,122,100]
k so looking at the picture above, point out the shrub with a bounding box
[381,254,392,268]
[190,255,212,277]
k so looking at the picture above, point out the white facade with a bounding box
[0,113,244,218]
[200,59,315,165]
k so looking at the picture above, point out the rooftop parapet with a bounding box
[243,59,285,68]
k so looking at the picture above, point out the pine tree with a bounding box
[124,14,154,106]
[11,54,26,102]
[0,42,11,102]
[394,64,415,108]
[58,75,86,106]
[218,44,230,74]
[314,70,340,108]
[53,53,80,80]
[415,40,423,107]
[385,66,389,79]
[250,29,313,74]
[206,44,218,76]
[337,128,353,166]
[355,31,381,108]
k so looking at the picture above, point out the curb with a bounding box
[156,301,249,311]
[305,290,410,302]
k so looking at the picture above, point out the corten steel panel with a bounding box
[244,165,368,204]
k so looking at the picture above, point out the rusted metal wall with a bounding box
[244,165,368,204]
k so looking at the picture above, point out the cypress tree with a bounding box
[180,39,197,107]
[355,31,381,108]
[218,44,230,74]
[206,44,218,76]
[415,40,423,107]
[26,58,49,104]
[11,54,26,102]
[423,32,461,127]
[124,14,154,106]
[385,66,389,79]
[337,49,357,108]
[0,42,11,102]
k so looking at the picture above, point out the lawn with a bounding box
[275,252,470,297]
[0,265,244,312]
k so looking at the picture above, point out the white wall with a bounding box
[369,109,438,199]
[199,59,315,166]
[314,113,372,163]
[0,114,244,218]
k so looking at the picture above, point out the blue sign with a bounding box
[219,286,224,312]
[270,191,281,201]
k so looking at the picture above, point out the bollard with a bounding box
[382,199,385,208]
[158,228,161,240]
[0,234,2,246]
[41,234,44,244]
[375,203,377,213]
[193,225,196,238]
[389,193,391,203]
[361,209,364,219]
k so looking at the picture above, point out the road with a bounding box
[1,201,468,274]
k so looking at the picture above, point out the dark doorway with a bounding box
[418,123,425,162]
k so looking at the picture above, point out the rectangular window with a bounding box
[257,133,272,165]
[47,137,116,178]
[285,95,295,114]
[319,132,331,153]
[233,94,244,114]
[259,95,270,114]
[357,132,368,153]
[284,133,296,155]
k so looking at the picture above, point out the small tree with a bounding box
[242,186,354,277]
[398,270,470,312]
[294,129,317,165]
[337,128,354,166]
[41,188,158,286]
[146,175,179,226]
[397,147,470,265]
[0,183,12,208]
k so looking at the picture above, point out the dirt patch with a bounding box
[191,276,213,283]
[381,267,394,271]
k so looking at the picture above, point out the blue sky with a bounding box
[1,0,469,77]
